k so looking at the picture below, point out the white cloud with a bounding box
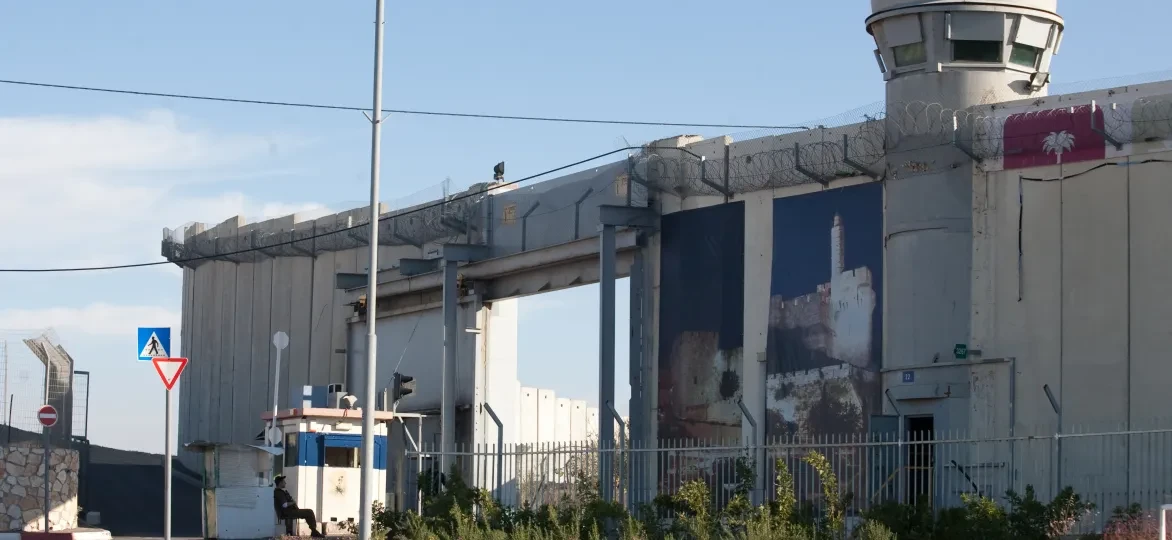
[0,110,328,454]
[0,303,179,338]
[0,110,271,177]
[0,109,318,269]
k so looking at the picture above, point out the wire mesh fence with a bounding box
[71,371,90,440]
[0,329,87,448]
[404,427,1172,535]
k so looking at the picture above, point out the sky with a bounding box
[0,1,1168,454]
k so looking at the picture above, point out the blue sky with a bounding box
[0,1,1166,453]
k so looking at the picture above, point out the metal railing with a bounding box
[406,427,1172,534]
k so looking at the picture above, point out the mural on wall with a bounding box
[657,202,745,442]
[766,183,883,439]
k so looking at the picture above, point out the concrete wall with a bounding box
[969,87,1172,432]
[176,206,417,470]
[170,67,1172,513]
[963,85,1172,505]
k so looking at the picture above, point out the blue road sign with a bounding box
[138,327,172,361]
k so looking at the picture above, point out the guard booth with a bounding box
[262,406,394,536]
[185,442,281,540]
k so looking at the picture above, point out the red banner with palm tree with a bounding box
[1003,105,1107,170]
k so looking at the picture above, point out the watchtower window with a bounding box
[1010,44,1042,68]
[953,40,1002,62]
[884,14,925,68]
[893,42,927,67]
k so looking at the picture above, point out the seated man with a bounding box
[273,475,324,538]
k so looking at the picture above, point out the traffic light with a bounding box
[391,372,415,403]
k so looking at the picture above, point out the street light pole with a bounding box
[358,1,386,539]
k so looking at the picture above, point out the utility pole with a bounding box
[357,1,386,540]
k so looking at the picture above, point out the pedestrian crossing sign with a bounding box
[138,327,171,361]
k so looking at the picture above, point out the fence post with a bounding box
[606,401,627,510]
[1160,503,1172,540]
[736,399,760,506]
[483,403,505,499]
[1044,384,1062,498]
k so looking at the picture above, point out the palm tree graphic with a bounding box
[1043,131,1076,164]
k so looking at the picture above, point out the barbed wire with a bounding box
[164,92,1172,263]
[634,94,1172,197]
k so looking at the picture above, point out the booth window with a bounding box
[284,432,298,468]
[884,14,926,67]
[324,447,359,468]
[322,434,362,468]
[948,12,1005,63]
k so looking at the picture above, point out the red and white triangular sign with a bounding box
[152,357,189,390]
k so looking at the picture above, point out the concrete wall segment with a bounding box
[230,260,256,445]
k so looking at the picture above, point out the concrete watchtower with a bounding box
[867,0,1064,107]
[865,1,1065,426]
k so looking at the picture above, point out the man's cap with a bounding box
[274,475,286,483]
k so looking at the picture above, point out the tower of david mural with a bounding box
[767,183,883,439]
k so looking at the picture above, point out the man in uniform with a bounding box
[273,475,324,537]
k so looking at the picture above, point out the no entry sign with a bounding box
[37,405,58,428]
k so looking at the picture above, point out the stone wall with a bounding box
[0,444,79,532]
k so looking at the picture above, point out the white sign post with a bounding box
[152,357,188,540]
[37,404,57,531]
[270,332,289,444]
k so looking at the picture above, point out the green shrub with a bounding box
[1005,485,1094,539]
[802,450,852,537]
[862,500,934,540]
[853,520,898,540]
[363,461,1115,540]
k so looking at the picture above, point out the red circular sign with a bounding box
[37,405,58,428]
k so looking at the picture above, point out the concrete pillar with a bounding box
[597,204,658,503]
[598,223,617,502]
[441,259,458,475]
[742,192,772,504]
[627,246,645,508]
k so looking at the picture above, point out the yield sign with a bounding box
[152,357,189,391]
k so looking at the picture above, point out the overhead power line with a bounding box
[0,146,644,273]
[0,79,810,131]
[6,117,1154,274]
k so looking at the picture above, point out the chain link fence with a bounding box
[0,329,88,448]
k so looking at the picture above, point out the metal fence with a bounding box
[0,330,89,447]
[405,428,1172,534]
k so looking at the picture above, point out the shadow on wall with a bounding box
[85,452,202,538]
[656,202,746,443]
[766,182,884,440]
